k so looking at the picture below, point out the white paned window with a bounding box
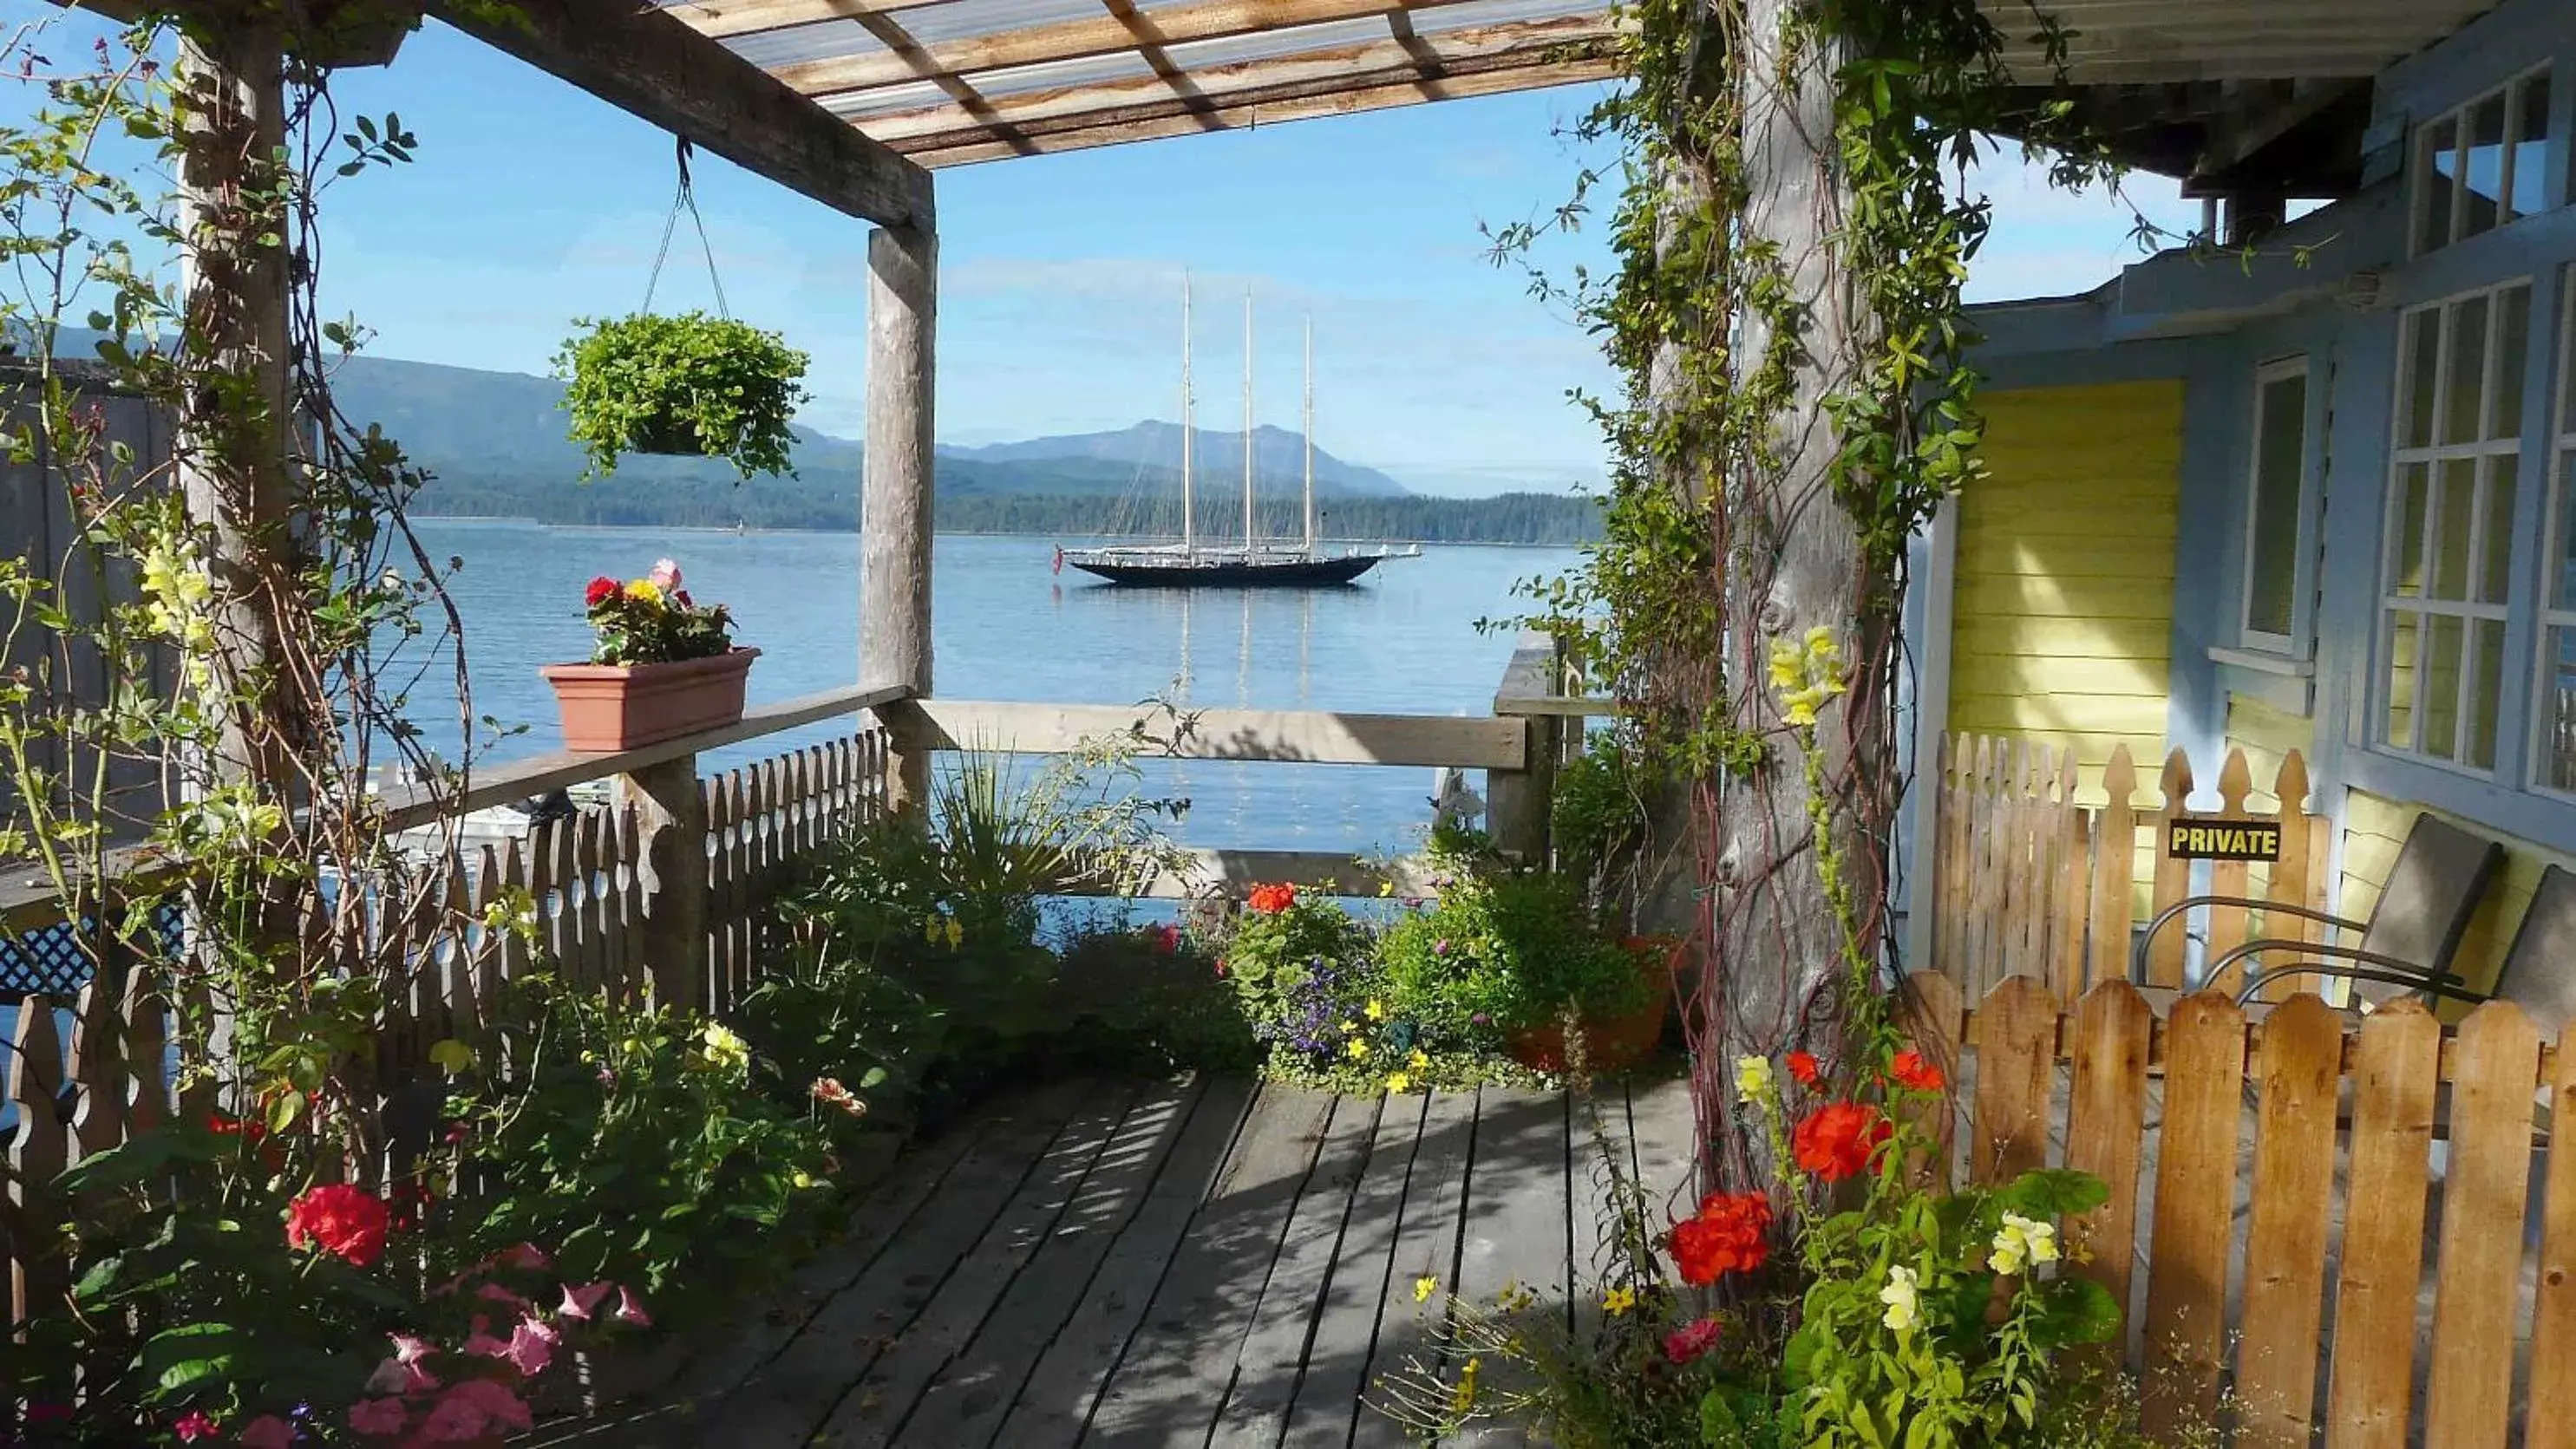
[2380,281,2531,770]
[2415,67,2553,256]
[2241,357,2311,650]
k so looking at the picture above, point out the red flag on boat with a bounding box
[1052,545,1065,575]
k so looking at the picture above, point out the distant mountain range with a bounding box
[23,334,1598,542]
[312,351,1409,500]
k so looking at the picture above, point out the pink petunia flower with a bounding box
[239,1415,295,1449]
[559,1280,617,1322]
[416,1394,488,1443]
[462,1314,515,1361]
[389,1333,437,1366]
[1663,1315,1724,1366]
[363,1354,439,1396]
[348,1397,410,1437]
[649,558,683,591]
[505,1315,562,1378]
[616,1284,653,1328]
[500,1242,552,1272]
[442,1379,533,1433]
[475,1282,529,1309]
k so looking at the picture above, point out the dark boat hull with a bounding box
[1067,554,1384,587]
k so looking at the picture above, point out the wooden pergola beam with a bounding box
[670,0,962,39]
[906,55,1618,166]
[768,0,1500,97]
[428,0,934,227]
[847,14,1612,145]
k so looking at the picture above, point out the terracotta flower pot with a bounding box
[539,648,759,753]
[1507,939,1676,1074]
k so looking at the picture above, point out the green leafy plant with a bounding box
[554,310,811,480]
[1376,851,1648,1042]
[446,975,834,1296]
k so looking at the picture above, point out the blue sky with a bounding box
[8,10,2196,496]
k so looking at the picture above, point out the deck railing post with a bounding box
[1487,629,1567,865]
[862,220,937,813]
[618,755,707,1015]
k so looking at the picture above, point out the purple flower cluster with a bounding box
[1263,956,1358,1059]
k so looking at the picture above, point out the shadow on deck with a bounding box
[531,1074,1697,1449]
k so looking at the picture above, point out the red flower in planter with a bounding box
[584,576,618,608]
[286,1183,392,1267]
[1887,1049,1945,1093]
[1792,1102,1891,1183]
[1785,1051,1820,1087]
[1667,1191,1770,1285]
[1247,883,1298,915]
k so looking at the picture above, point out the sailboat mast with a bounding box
[1242,290,1256,554]
[1180,277,1194,558]
[1301,316,1316,556]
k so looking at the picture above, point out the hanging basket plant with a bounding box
[555,311,811,480]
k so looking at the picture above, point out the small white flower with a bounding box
[1989,1211,2058,1275]
[1879,1264,1920,1334]
[1734,1054,1774,1104]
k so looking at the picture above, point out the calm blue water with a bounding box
[412,521,1575,856]
[2,525,1576,1114]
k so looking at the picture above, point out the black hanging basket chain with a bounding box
[643,136,731,319]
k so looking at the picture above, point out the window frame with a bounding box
[2374,277,2533,776]
[2411,62,2554,258]
[2239,355,2314,656]
[2534,272,2576,800]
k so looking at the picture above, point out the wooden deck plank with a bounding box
[1568,1084,1638,1342]
[1281,1091,1427,1449]
[892,1080,1210,1447]
[1077,1083,1337,1447]
[1449,1086,1569,1447]
[1208,1093,1386,1448]
[710,1079,1096,1446]
[1350,1089,1477,1449]
[1623,1074,1699,1221]
[821,1080,1141,1445]
[990,1077,1259,1449]
[659,1121,984,1413]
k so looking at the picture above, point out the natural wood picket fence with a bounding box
[3,727,889,1332]
[1903,972,2566,1447]
[1930,734,2336,1005]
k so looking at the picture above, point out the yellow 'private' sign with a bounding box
[2166,816,2281,862]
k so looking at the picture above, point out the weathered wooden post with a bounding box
[1488,629,1566,865]
[862,222,937,812]
[173,23,301,793]
[618,757,708,1015]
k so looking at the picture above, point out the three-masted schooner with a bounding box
[1058,284,1419,588]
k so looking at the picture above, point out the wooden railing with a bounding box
[1926,734,2334,1005]
[1908,971,2568,1445]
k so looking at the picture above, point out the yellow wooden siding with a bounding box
[2226,696,2315,813]
[2341,788,2566,1009]
[1948,381,2183,802]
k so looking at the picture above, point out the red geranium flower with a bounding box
[1792,1101,1891,1183]
[583,576,618,608]
[286,1183,392,1268]
[1246,883,1298,915]
[1664,1315,1724,1366]
[1887,1049,1945,1093]
[1666,1190,1770,1285]
[1785,1050,1820,1087]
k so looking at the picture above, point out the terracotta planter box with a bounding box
[1506,941,1676,1075]
[539,648,759,754]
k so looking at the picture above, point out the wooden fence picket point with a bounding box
[2141,989,2244,1438]
[2424,1002,2545,1449]
[2089,745,2137,994]
[2325,1001,2441,1449]
[2146,749,2194,990]
[2233,992,2343,1445]
[2204,748,2255,994]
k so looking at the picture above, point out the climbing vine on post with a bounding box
[1507,0,2116,1187]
